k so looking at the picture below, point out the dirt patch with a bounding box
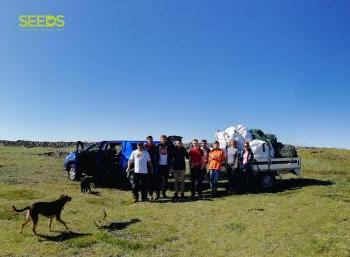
[38,151,68,158]
[0,208,21,220]
[0,188,42,200]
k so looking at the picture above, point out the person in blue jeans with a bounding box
[208,141,225,196]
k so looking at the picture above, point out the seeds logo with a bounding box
[19,15,65,30]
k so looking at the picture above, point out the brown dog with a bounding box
[12,194,72,235]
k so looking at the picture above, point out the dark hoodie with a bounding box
[172,146,189,170]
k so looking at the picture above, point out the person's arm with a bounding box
[250,151,255,162]
[170,149,175,170]
[148,160,153,173]
[184,148,189,159]
[126,152,134,171]
[147,152,153,173]
[222,150,226,163]
[188,149,192,168]
[199,149,204,167]
[208,151,212,165]
[234,152,239,168]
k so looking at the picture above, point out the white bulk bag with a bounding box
[225,126,237,138]
[235,124,253,142]
[249,139,275,160]
[229,132,245,151]
[215,131,229,148]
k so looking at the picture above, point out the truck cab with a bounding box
[64,140,156,183]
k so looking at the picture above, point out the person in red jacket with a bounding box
[208,141,226,197]
[188,139,204,199]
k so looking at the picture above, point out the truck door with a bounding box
[78,143,101,175]
[105,143,122,173]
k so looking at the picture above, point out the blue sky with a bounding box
[0,0,349,148]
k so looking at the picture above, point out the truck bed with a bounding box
[252,157,301,175]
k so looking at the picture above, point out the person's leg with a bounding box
[197,168,204,197]
[173,170,179,197]
[190,169,196,198]
[158,165,166,198]
[148,173,154,199]
[155,172,161,198]
[209,170,215,196]
[156,165,165,198]
[242,168,249,192]
[232,168,239,193]
[140,174,148,201]
[247,167,255,191]
[179,170,185,197]
[162,166,169,197]
[226,165,233,192]
[131,173,140,202]
[158,165,164,193]
[236,168,243,193]
[214,170,220,195]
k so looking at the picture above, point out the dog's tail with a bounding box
[12,205,30,212]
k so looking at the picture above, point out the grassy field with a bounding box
[0,146,349,257]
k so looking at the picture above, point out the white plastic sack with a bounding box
[229,132,245,151]
[225,126,237,137]
[215,131,229,149]
[249,139,275,160]
[217,124,252,150]
[225,124,253,143]
[235,124,253,142]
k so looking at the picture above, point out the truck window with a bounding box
[85,143,100,153]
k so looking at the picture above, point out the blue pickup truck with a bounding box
[64,140,156,182]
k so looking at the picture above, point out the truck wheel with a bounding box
[67,164,79,181]
[259,173,276,190]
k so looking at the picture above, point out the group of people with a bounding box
[126,135,255,202]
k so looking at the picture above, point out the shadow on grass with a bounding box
[268,178,334,193]
[88,191,101,196]
[150,178,334,201]
[37,231,92,242]
[95,218,141,232]
[150,195,213,203]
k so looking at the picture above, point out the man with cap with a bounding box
[126,142,153,202]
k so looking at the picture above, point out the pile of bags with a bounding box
[215,124,298,160]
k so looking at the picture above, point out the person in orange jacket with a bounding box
[208,141,226,197]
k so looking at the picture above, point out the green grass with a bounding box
[0,146,349,256]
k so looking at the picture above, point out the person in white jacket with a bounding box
[126,143,153,202]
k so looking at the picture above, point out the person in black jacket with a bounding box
[144,136,159,200]
[240,142,255,191]
[156,135,175,198]
[172,140,189,200]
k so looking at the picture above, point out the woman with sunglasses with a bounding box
[241,142,255,191]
